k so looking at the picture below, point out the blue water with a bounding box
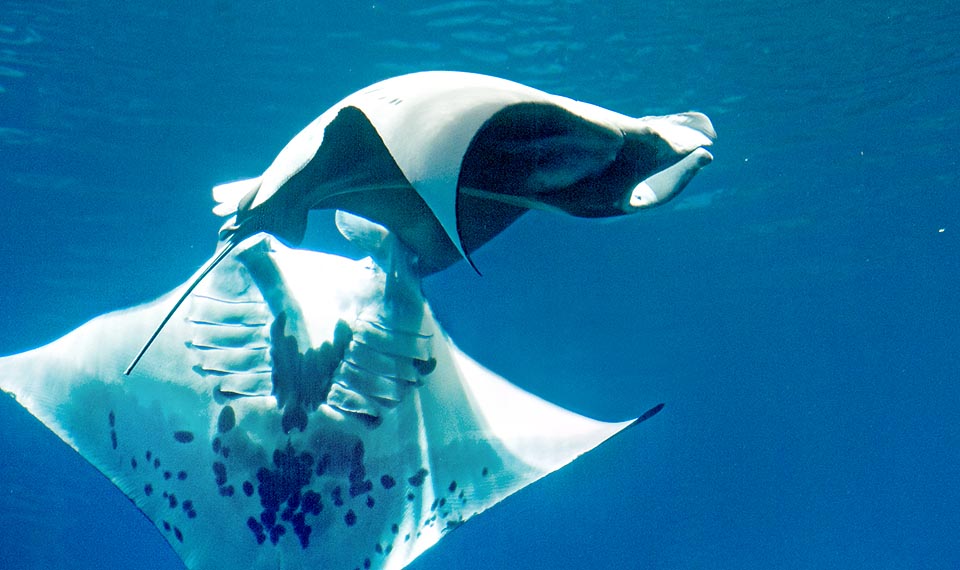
[1,0,958,568]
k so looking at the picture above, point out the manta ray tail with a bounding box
[124,239,240,375]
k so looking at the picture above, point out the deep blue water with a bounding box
[1,0,958,568]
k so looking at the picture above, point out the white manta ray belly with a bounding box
[0,233,648,570]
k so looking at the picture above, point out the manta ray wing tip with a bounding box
[630,402,666,427]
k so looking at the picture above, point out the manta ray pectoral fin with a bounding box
[448,344,643,473]
[0,229,666,570]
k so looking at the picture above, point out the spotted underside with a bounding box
[0,234,647,570]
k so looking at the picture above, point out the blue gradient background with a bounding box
[1,1,958,568]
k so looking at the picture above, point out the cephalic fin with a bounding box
[212,177,263,217]
[124,239,240,375]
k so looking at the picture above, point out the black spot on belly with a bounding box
[391,523,399,534]
[293,514,311,549]
[110,431,117,450]
[163,521,171,531]
[413,357,437,376]
[243,481,254,497]
[247,516,263,532]
[174,527,183,542]
[380,474,396,490]
[282,406,308,434]
[173,431,194,443]
[332,486,344,507]
[163,471,172,480]
[178,471,187,481]
[108,411,115,427]
[302,490,322,515]
[366,496,375,508]
[212,438,221,454]
[408,468,428,487]
[219,485,235,497]
[406,492,415,502]
[130,458,138,469]
[314,433,366,481]
[344,509,357,526]
[247,517,266,545]
[168,494,178,508]
[218,406,236,433]
[213,462,227,486]
[144,484,153,496]
[363,557,371,569]
[271,313,348,435]
[375,543,383,553]
[481,467,489,477]
[154,458,161,469]
[251,442,319,548]
[448,480,457,492]
[146,450,152,461]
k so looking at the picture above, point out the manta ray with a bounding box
[0,72,714,570]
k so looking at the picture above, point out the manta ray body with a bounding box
[213,71,716,271]
[0,72,714,570]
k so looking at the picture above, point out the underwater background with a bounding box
[0,0,957,568]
